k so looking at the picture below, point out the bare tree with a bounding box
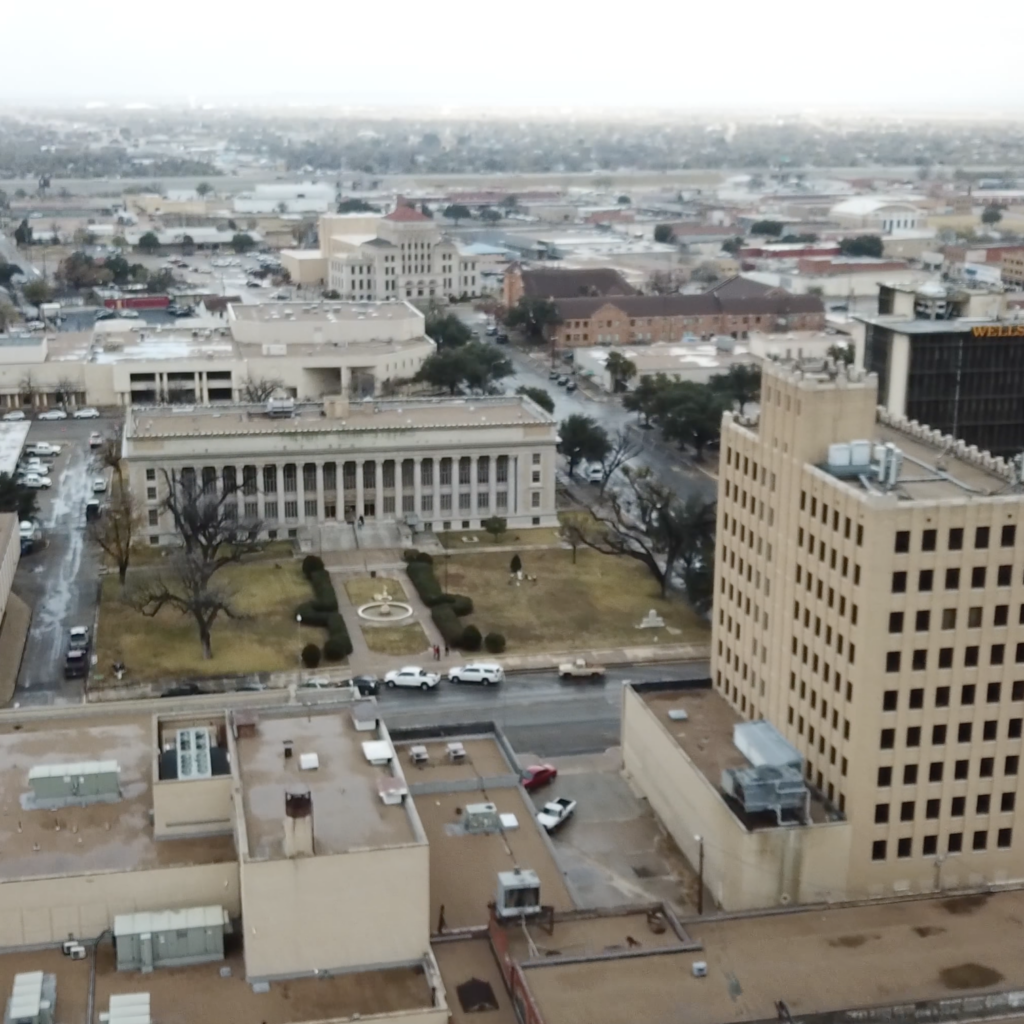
[96,424,126,490]
[88,489,144,588]
[559,511,591,565]
[17,372,37,407]
[599,426,644,495]
[128,552,242,660]
[240,375,285,403]
[646,270,687,295]
[563,467,716,599]
[53,375,83,409]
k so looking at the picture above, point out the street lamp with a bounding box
[694,834,705,915]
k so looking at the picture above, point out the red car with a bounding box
[521,764,558,791]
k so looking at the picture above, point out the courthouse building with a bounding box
[122,393,559,546]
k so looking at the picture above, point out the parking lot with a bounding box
[522,750,699,914]
[13,416,116,704]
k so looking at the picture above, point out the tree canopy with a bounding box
[504,297,563,342]
[425,308,472,348]
[413,341,513,394]
[443,204,472,224]
[982,205,1003,225]
[605,352,637,393]
[750,220,784,236]
[337,198,379,213]
[558,414,610,475]
[0,472,38,521]
[839,235,884,258]
[653,224,675,244]
[231,233,256,253]
[515,385,554,414]
[137,231,161,254]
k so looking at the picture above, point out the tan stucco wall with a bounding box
[0,861,241,948]
[621,686,852,910]
[153,777,234,838]
[280,250,328,285]
[240,844,430,978]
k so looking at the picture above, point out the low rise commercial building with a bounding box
[122,393,559,547]
[502,265,635,308]
[0,512,28,702]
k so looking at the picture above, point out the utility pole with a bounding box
[695,834,705,915]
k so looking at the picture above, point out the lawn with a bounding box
[436,527,564,550]
[343,575,407,606]
[106,540,297,571]
[93,559,318,684]
[362,623,430,656]
[442,548,709,653]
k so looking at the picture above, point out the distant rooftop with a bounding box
[0,422,31,478]
[230,300,422,324]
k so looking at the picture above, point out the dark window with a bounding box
[1009,718,1022,739]
[910,688,924,709]
[926,798,940,818]
[923,835,938,855]
[892,571,907,594]
[984,720,998,741]
[889,611,904,633]
[955,760,969,780]
[883,690,898,712]
[1018,643,1024,664]
[897,837,912,859]
[998,828,1013,848]
[958,722,973,743]
[976,526,990,549]
[936,686,950,707]
[999,565,1012,587]
[973,830,988,851]
[913,650,927,671]
[875,803,890,823]
[995,605,1009,626]
[939,648,953,669]
[929,761,945,783]
[972,566,987,588]
[1002,524,1016,547]
[942,608,957,630]
[877,766,892,786]
[932,725,947,745]
[918,569,934,592]
[945,567,960,589]
[1014,681,1024,701]
[922,528,937,551]
[969,607,983,628]
[900,801,915,822]
[981,757,995,778]
[948,832,963,853]
[1007,755,1020,776]
[1001,792,1016,812]
[962,684,976,705]
[977,794,991,814]
[904,764,918,784]
[949,527,964,550]
[886,652,901,673]
[907,726,921,747]
[894,530,910,553]
[871,839,887,861]
[965,647,979,668]
[992,644,1006,666]
[915,610,930,631]
[951,796,966,816]
[880,728,895,750]
[988,682,1002,702]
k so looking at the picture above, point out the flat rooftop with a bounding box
[639,687,831,828]
[521,890,1024,1024]
[231,300,422,323]
[507,910,683,962]
[235,709,417,859]
[857,314,1012,335]
[433,940,518,1024]
[414,787,574,930]
[0,422,30,478]
[395,736,513,784]
[125,395,553,440]
[0,713,235,881]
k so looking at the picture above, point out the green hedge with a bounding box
[406,560,446,606]
[301,643,321,668]
[295,568,352,660]
[484,632,506,654]
[460,624,482,651]
[449,594,473,617]
[431,603,465,646]
[402,548,434,566]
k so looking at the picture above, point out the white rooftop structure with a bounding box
[0,421,30,477]
[113,905,226,937]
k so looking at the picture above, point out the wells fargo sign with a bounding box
[972,325,1024,337]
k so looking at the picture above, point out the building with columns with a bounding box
[122,394,559,547]
[280,208,482,300]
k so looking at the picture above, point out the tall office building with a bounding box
[712,358,1024,896]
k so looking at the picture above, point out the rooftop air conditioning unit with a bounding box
[69,945,87,960]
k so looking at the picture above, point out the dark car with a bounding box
[160,683,205,698]
[496,332,509,344]
[64,649,89,680]
[86,500,102,523]
[351,675,380,696]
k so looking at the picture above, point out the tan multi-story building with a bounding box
[1003,250,1024,287]
[712,359,1024,899]
[122,393,559,547]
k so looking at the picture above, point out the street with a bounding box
[375,660,709,756]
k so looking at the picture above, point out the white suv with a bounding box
[384,666,440,691]
[448,662,505,686]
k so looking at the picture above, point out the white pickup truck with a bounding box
[536,797,577,832]
[558,657,606,681]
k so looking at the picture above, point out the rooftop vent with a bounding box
[721,764,809,825]
[377,776,408,805]
[463,801,501,834]
[27,761,121,808]
[8,971,56,1024]
[176,728,212,780]
[361,739,393,765]
[494,869,542,919]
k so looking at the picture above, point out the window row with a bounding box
[875,791,1016,823]
[888,605,1023,632]
[880,719,1023,747]
[886,645,1024,672]
[892,564,1018,593]
[893,524,1015,554]
[877,755,1020,784]
[871,829,1012,861]
[883,680,1024,710]
[799,490,864,545]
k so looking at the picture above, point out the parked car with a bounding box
[556,375,570,386]
[89,432,103,448]
[586,464,604,484]
[27,442,62,457]
[20,473,52,489]
[2,410,26,421]
[350,675,380,696]
[496,332,509,344]
[536,797,577,832]
[384,666,440,691]
[74,408,100,419]
[94,309,117,321]
[300,676,338,690]
[447,662,505,686]
[68,626,91,650]
[521,764,558,791]
[548,370,560,380]
[558,657,606,680]
[566,381,578,393]
[92,477,108,493]
[117,309,141,319]
[37,408,68,421]
[64,648,89,680]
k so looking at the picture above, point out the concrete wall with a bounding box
[0,861,241,948]
[240,843,430,979]
[0,515,18,625]
[621,686,852,910]
[152,777,234,839]
[279,251,328,286]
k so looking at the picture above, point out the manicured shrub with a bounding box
[407,561,446,606]
[323,634,352,661]
[402,549,420,563]
[306,569,338,612]
[449,594,474,617]
[413,551,434,565]
[431,603,464,647]
[296,566,352,662]
[484,632,506,654]
[302,554,325,577]
[301,643,321,668]
[460,624,482,651]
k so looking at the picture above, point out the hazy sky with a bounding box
[4,0,1023,113]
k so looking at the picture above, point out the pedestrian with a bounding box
[433,644,440,661]
[444,642,450,656]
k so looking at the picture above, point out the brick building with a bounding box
[552,278,825,347]
[501,265,634,309]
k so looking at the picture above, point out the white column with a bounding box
[316,462,326,521]
[470,455,479,519]
[355,460,365,520]
[296,463,306,522]
[256,464,267,521]
[413,457,422,517]
[375,460,385,519]
[489,455,497,514]
[434,456,443,523]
